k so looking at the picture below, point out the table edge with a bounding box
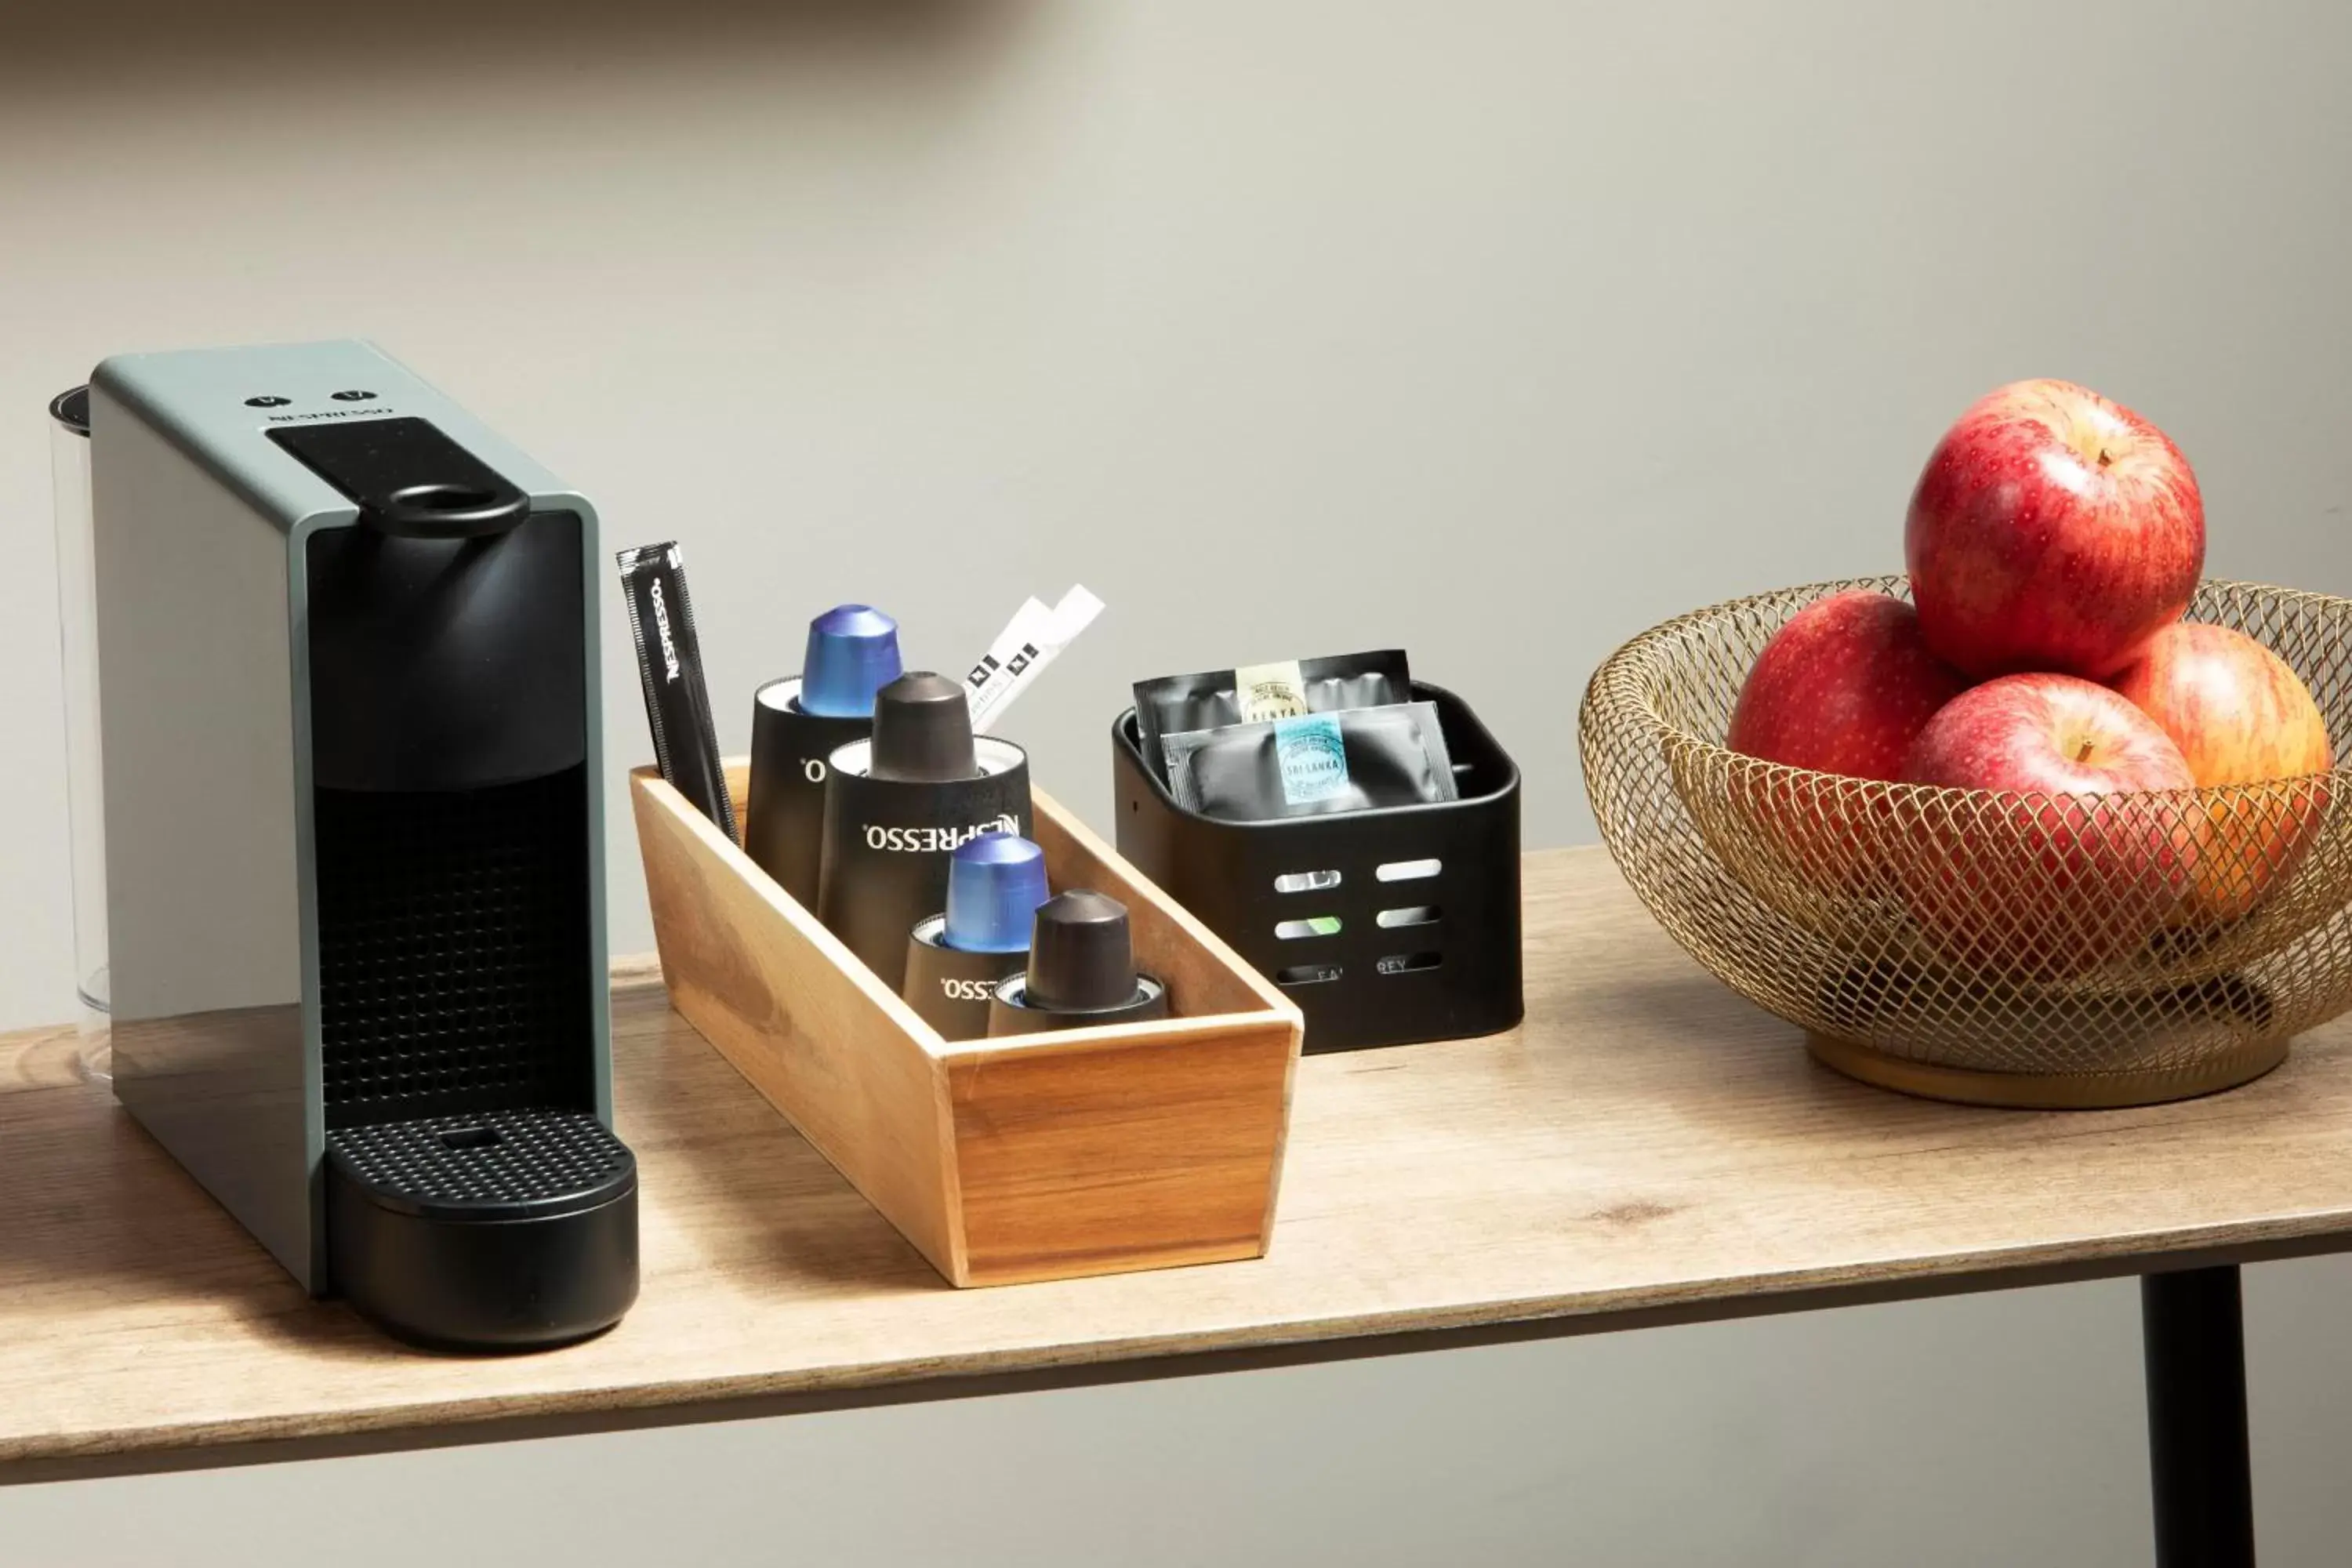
[9,1218,2352,1484]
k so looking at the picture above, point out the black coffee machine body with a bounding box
[88,340,636,1349]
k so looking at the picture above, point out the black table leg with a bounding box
[2143,1265,2256,1567]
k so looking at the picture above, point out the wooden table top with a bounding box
[8,845,2352,1479]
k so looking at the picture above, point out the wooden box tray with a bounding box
[631,761,1303,1287]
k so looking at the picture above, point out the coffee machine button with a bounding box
[332,389,377,401]
[245,395,291,408]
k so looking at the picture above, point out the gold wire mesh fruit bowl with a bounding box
[1578,577,2352,1109]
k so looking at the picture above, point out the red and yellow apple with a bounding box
[1907,379,2203,681]
[1722,590,1970,890]
[2111,623,2333,920]
[1899,673,2196,976]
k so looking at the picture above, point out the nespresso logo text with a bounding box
[264,408,399,423]
[939,976,997,1001]
[862,815,1019,854]
[649,580,682,684]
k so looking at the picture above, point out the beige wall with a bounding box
[5,0,2352,1561]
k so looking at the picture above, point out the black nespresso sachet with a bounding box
[1162,699,1460,820]
[619,541,736,841]
[1133,648,1463,822]
[1133,649,1411,774]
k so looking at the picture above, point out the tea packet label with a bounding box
[1236,660,1309,723]
[1275,713,1351,804]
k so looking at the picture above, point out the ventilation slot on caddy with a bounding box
[1276,916,1343,940]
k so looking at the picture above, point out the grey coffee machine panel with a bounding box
[89,342,635,1348]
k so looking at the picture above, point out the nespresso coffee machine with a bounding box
[86,340,637,1349]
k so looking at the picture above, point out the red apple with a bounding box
[1729,590,1971,779]
[1722,591,1970,895]
[1906,379,2204,680]
[2111,623,2333,920]
[1900,673,2196,978]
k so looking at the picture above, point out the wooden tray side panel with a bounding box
[946,1018,1297,1286]
[1029,790,1305,1261]
[632,769,967,1283]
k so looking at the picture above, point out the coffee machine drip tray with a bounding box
[326,1109,638,1351]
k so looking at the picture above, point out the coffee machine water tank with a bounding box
[88,341,637,1349]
